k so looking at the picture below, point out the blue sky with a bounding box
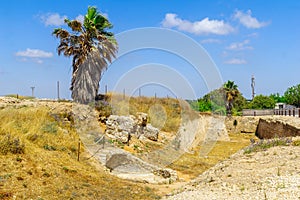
[0,0,299,100]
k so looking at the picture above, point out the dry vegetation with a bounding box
[101,93,182,133]
[168,133,255,180]
[0,105,159,200]
[0,96,258,199]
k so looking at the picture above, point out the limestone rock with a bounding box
[105,115,135,143]
[143,124,159,141]
[105,113,159,143]
[136,112,148,127]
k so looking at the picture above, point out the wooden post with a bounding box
[77,140,80,161]
[289,110,291,116]
[293,109,295,117]
[254,111,256,116]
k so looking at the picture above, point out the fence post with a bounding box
[254,111,256,116]
[293,109,295,117]
[289,110,291,116]
[285,110,287,116]
[299,108,300,117]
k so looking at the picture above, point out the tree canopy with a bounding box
[284,84,300,107]
[248,95,275,109]
[53,6,118,103]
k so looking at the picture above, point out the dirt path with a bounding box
[165,145,300,200]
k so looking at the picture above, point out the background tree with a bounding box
[270,93,286,103]
[53,6,118,104]
[223,80,239,116]
[249,94,275,109]
[232,92,247,115]
[284,84,300,107]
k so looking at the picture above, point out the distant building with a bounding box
[274,103,296,110]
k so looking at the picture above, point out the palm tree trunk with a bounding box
[71,50,105,104]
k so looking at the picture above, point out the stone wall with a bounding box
[225,116,260,134]
[255,118,300,139]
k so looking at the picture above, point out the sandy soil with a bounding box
[165,144,300,200]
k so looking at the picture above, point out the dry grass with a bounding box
[168,133,255,180]
[0,106,160,200]
[4,94,35,100]
[107,93,182,133]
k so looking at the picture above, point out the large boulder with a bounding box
[105,151,178,184]
[105,113,159,143]
[105,115,135,143]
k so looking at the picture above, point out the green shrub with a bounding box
[0,134,25,155]
[244,137,291,154]
[41,122,58,134]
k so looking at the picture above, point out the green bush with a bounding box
[0,134,25,155]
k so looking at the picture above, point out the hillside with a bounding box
[0,97,159,200]
[0,96,272,199]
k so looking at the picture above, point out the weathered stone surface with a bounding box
[136,112,147,127]
[256,118,300,139]
[143,124,159,141]
[105,113,159,143]
[105,115,134,143]
[105,151,178,184]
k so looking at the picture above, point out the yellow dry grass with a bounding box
[108,94,182,133]
[168,133,255,180]
[0,106,160,200]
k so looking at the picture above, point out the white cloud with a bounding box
[226,39,253,50]
[162,13,234,35]
[225,58,247,65]
[16,48,53,58]
[34,59,44,64]
[200,38,222,44]
[76,15,84,23]
[40,13,67,26]
[233,10,268,29]
[247,32,259,38]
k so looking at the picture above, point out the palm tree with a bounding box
[223,80,239,116]
[53,6,118,104]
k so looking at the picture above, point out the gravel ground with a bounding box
[165,145,300,200]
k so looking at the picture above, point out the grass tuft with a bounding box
[0,134,25,155]
[244,137,293,154]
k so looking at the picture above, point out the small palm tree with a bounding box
[53,6,118,103]
[223,80,239,116]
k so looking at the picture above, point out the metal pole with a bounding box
[105,85,108,94]
[123,89,125,100]
[139,88,141,97]
[57,81,60,100]
[30,87,35,97]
